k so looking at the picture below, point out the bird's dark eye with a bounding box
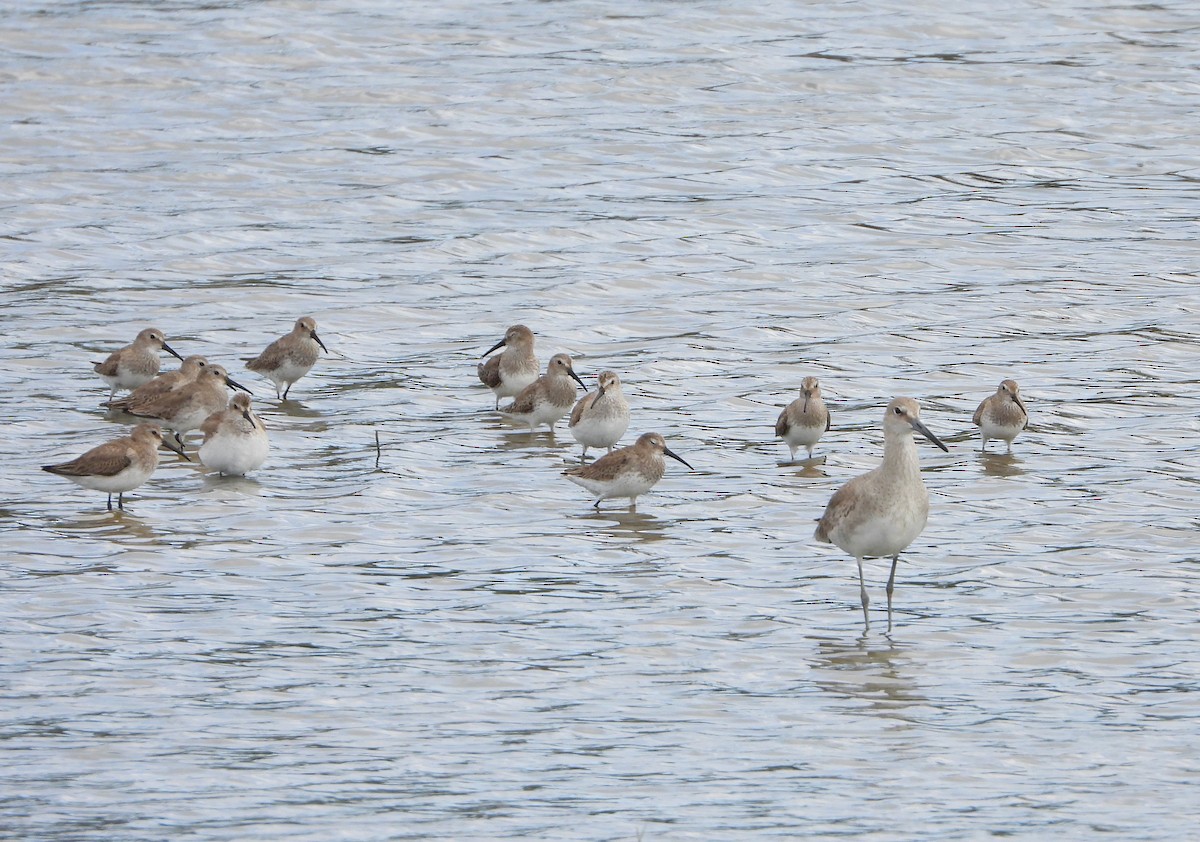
[893,407,902,414]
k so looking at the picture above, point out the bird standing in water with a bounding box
[814,397,949,632]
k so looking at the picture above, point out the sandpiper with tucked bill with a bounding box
[246,316,328,400]
[42,423,189,511]
[568,370,630,460]
[814,397,949,633]
[93,327,184,403]
[973,379,1028,453]
[499,353,586,432]
[199,392,269,476]
[776,375,830,462]
[564,432,693,510]
[478,324,539,410]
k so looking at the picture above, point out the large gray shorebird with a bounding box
[814,397,948,632]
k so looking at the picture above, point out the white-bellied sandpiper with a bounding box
[568,370,630,460]
[107,355,209,411]
[775,375,830,462]
[42,423,189,511]
[93,327,183,402]
[973,379,1028,453]
[564,431,692,509]
[199,392,269,476]
[499,353,585,432]
[246,316,327,400]
[478,324,539,409]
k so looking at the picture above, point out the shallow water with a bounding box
[2,0,1199,839]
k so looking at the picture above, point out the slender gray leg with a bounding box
[857,556,870,629]
[886,554,900,634]
[283,383,291,400]
[117,492,125,511]
[106,493,113,512]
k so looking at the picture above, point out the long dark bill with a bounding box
[912,418,950,453]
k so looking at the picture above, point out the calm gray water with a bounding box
[2,0,1198,839]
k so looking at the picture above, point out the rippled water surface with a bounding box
[2,0,1199,839]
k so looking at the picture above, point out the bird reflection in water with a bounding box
[981,452,1025,479]
[55,510,161,542]
[576,508,670,544]
[809,636,925,712]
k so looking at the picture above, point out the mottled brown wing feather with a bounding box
[814,475,867,544]
[477,354,502,389]
[774,408,790,438]
[43,441,132,478]
[971,399,986,427]
[570,392,595,427]
[93,353,121,377]
[565,446,635,482]
[125,387,188,419]
[110,372,174,408]
[199,411,223,438]
[505,383,539,415]
[247,339,286,374]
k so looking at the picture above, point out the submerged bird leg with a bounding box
[886,553,900,634]
[857,557,870,629]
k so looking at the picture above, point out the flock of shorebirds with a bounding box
[41,316,326,506]
[476,323,1029,631]
[41,319,1030,632]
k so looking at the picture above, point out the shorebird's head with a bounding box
[229,391,254,421]
[180,355,209,375]
[135,423,190,461]
[204,364,251,394]
[638,432,694,471]
[137,327,183,360]
[483,324,534,357]
[295,316,328,353]
[999,379,1027,413]
[885,397,949,452]
[800,375,821,411]
[597,370,621,397]
[202,365,249,394]
[549,353,586,389]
